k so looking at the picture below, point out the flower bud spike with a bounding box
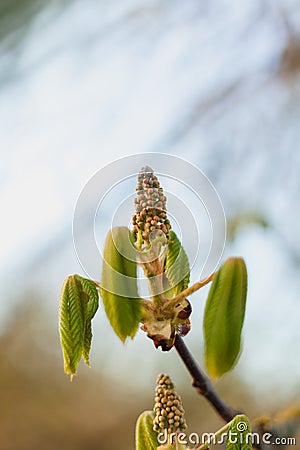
[153,374,187,435]
[133,166,171,247]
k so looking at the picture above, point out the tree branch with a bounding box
[174,335,266,449]
[174,335,241,422]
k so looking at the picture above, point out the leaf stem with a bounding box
[194,419,233,450]
[147,274,165,306]
[167,272,216,307]
[174,335,241,422]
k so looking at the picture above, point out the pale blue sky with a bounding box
[1,0,300,395]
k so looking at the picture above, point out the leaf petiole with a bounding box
[164,272,216,309]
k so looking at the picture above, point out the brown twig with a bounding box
[174,335,241,422]
[174,335,265,449]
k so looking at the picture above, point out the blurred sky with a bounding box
[1,0,300,396]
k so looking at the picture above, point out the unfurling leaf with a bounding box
[164,231,190,296]
[59,276,85,377]
[79,276,99,366]
[226,415,252,450]
[135,410,158,450]
[101,226,141,342]
[59,275,99,378]
[203,257,247,378]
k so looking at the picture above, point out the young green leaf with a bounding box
[164,231,190,296]
[77,276,99,366]
[101,226,141,342]
[226,415,252,450]
[135,410,158,450]
[59,275,99,378]
[59,275,86,377]
[203,257,248,378]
